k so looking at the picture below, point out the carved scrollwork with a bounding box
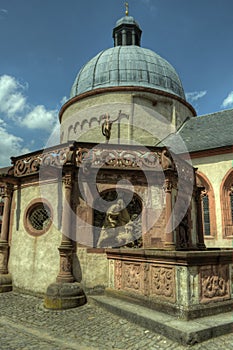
[13,147,71,176]
[14,157,41,176]
[151,265,175,301]
[200,265,230,303]
[123,262,142,291]
[76,147,161,170]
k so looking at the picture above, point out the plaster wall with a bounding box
[192,153,233,248]
[8,182,61,294]
[61,91,194,146]
[75,248,109,291]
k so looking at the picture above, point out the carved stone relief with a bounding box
[199,265,230,303]
[113,260,176,302]
[150,265,176,302]
[122,262,143,292]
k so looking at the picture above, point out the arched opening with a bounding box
[220,169,233,237]
[93,189,142,248]
[196,172,216,238]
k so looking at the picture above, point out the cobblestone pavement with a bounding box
[0,292,233,350]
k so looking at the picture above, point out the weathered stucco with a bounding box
[8,182,61,294]
[75,248,109,291]
[61,91,194,145]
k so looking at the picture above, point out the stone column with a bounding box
[56,173,74,283]
[0,183,13,292]
[196,188,206,250]
[114,33,118,46]
[44,171,86,309]
[122,29,127,45]
[164,179,176,250]
[132,30,136,45]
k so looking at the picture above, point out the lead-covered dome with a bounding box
[70,15,185,100]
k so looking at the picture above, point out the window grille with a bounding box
[29,204,51,231]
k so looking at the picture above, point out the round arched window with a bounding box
[24,199,52,236]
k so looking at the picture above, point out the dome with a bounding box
[70,46,185,100]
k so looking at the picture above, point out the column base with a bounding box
[44,282,86,310]
[196,243,206,250]
[164,242,176,250]
[0,273,12,293]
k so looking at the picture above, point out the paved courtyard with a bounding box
[0,292,232,350]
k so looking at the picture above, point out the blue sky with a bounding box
[0,0,233,166]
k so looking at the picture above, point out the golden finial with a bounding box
[125,2,129,16]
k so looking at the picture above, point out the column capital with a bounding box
[63,173,73,190]
[163,178,172,193]
[2,183,14,199]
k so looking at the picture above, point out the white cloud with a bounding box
[141,0,156,13]
[0,74,58,130]
[0,125,30,166]
[21,105,57,130]
[185,90,207,103]
[0,9,8,18]
[0,74,61,165]
[60,95,68,105]
[0,75,27,118]
[221,91,233,109]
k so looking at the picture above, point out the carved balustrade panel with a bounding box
[122,261,144,293]
[199,264,230,303]
[76,147,163,171]
[13,147,71,176]
[150,265,176,302]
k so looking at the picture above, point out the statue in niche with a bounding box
[97,198,141,248]
[177,212,192,249]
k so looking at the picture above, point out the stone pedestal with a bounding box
[44,282,86,309]
[0,240,12,292]
[0,273,12,293]
[106,249,233,320]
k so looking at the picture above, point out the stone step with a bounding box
[91,294,233,346]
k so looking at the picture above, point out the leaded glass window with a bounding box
[202,194,210,236]
[230,189,233,224]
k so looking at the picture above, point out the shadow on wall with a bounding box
[73,253,82,283]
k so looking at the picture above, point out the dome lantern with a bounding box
[112,6,142,47]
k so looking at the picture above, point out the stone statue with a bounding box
[97,199,138,248]
[102,114,112,144]
[101,112,121,143]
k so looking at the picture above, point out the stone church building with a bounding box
[0,11,232,315]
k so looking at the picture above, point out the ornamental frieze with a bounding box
[199,265,230,303]
[10,141,194,181]
[13,147,71,176]
[76,147,162,170]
